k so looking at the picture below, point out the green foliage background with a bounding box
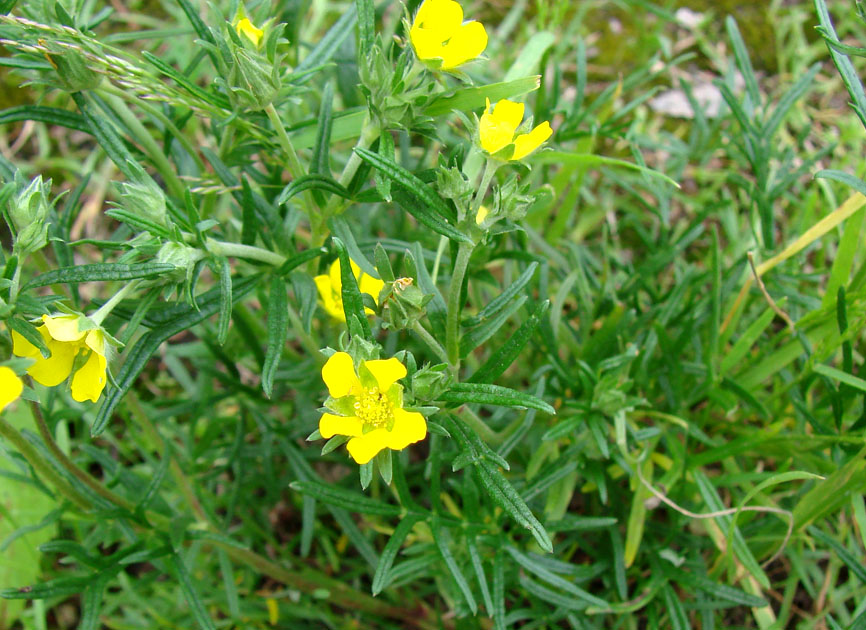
[1,0,866,628]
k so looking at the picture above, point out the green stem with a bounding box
[458,406,502,446]
[0,414,91,511]
[470,159,498,219]
[412,321,449,365]
[27,392,136,511]
[99,85,206,172]
[205,238,286,266]
[264,103,306,182]
[99,92,185,200]
[445,242,474,367]
[286,302,324,364]
[90,280,139,326]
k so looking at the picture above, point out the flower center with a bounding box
[353,387,394,430]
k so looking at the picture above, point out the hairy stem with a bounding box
[445,242,474,367]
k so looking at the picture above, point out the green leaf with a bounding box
[0,105,89,133]
[92,275,261,436]
[372,514,422,595]
[294,6,357,79]
[216,258,232,346]
[813,364,866,393]
[531,151,679,188]
[506,546,607,607]
[815,0,866,131]
[467,538,493,614]
[354,0,374,58]
[461,295,528,358]
[289,481,402,517]
[275,247,327,277]
[425,76,541,117]
[80,571,113,630]
[660,562,768,608]
[807,526,866,584]
[725,17,760,107]
[169,553,216,630]
[262,276,288,399]
[142,51,229,109]
[463,263,538,327]
[23,263,177,290]
[475,460,552,552]
[375,131,394,202]
[504,32,555,81]
[70,93,139,181]
[309,81,334,206]
[354,148,471,243]
[5,317,49,358]
[661,584,690,630]
[0,576,90,600]
[431,517,477,614]
[276,174,351,206]
[333,236,372,340]
[439,383,555,414]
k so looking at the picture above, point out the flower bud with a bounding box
[118,177,168,227]
[43,43,102,92]
[156,242,204,285]
[7,176,51,255]
[411,362,452,400]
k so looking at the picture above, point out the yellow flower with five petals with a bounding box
[409,0,488,70]
[0,367,23,412]
[319,352,427,465]
[314,258,385,322]
[11,314,108,403]
[235,17,264,47]
[479,98,553,161]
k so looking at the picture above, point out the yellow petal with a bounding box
[346,429,391,464]
[328,259,343,292]
[491,99,525,130]
[479,99,518,155]
[85,328,106,357]
[0,366,23,412]
[319,413,364,439]
[359,274,385,306]
[439,20,488,69]
[315,274,346,321]
[476,205,489,225]
[41,315,86,343]
[236,17,264,47]
[70,349,107,403]
[27,337,77,387]
[511,121,553,161]
[386,409,428,450]
[11,328,42,359]
[321,352,359,398]
[412,0,463,40]
[363,358,407,391]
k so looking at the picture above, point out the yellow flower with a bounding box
[314,259,385,322]
[11,314,108,404]
[319,352,427,465]
[479,98,553,161]
[0,367,23,412]
[409,0,488,70]
[235,17,264,47]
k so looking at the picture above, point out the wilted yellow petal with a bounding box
[0,367,23,412]
[511,121,553,161]
[27,337,76,387]
[346,429,391,464]
[321,352,359,398]
[70,350,107,403]
[319,413,364,439]
[41,315,86,343]
[363,358,407,391]
[236,17,264,47]
[387,409,427,450]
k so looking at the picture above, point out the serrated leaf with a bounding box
[439,383,555,414]
[289,481,402,517]
[263,276,288,398]
[92,275,261,436]
[372,514,421,595]
[23,263,177,290]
